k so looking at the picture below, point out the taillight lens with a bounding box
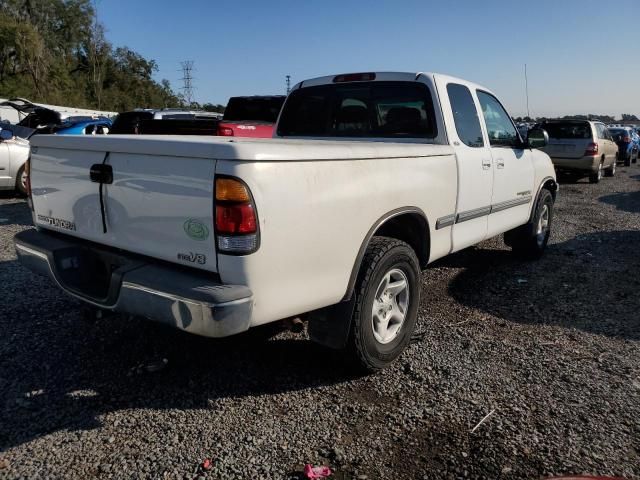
[584,142,598,156]
[623,135,631,143]
[216,204,256,234]
[218,126,234,136]
[215,177,258,254]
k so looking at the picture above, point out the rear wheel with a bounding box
[624,153,631,167]
[504,189,554,259]
[347,237,420,372]
[589,161,603,183]
[605,158,616,177]
[15,165,27,196]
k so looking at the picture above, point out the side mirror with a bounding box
[527,128,549,149]
[0,129,13,141]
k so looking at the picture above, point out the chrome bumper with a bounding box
[14,229,253,338]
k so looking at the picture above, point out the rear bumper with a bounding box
[550,155,601,173]
[14,229,253,338]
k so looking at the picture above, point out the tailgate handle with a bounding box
[90,164,113,184]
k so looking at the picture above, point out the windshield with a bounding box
[223,97,285,122]
[277,81,438,138]
[542,122,592,139]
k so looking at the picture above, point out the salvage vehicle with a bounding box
[539,120,617,182]
[608,127,638,166]
[0,98,112,137]
[217,95,285,137]
[14,72,557,371]
[0,127,30,195]
[110,109,220,135]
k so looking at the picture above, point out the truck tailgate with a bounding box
[30,136,217,272]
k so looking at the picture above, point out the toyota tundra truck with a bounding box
[13,72,557,371]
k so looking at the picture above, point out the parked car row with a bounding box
[531,120,639,183]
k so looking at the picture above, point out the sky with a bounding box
[98,0,638,118]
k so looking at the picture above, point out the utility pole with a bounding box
[524,64,530,119]
[180,61,195,106]
[286,75,291,94]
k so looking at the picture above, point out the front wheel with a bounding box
[348,237,420,372]
[504,189,554,259]
[605,159,616,177]
[589,161,603,183]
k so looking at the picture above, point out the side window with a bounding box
[476,90,519,147]
[595,124,606,140]
[447,83,484,148]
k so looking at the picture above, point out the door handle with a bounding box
[482,158,491,170]
[496,158,505,169]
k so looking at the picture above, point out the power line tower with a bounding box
[286,75,291,94]
[180,61,195,106]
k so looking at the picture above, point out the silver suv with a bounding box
[539,120,617,183]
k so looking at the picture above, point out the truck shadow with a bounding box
[0,197,32,227]
[440,230,640,341]
[599,191,640,213]
[0,256,356,450]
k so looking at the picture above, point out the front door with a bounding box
[476,90,534,237]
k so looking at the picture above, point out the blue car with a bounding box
[608,127,639,166]
[55,117,112,135]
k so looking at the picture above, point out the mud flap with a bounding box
[306,297,356,350]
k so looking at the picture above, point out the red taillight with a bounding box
[218,126,234,136]
[623,135,631,143]
[584,142,598,156]
[215,177,258,253]
[333,72,376,83]
[215,204,256,234]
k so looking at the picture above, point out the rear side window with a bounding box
[595,124,608,140]
[542,122,592,140]
[223,97,285,122]
[476,91,519,147]
[277,81,438,139]
[447,83,484,147]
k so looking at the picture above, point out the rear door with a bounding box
[476,90,533,237]
[595,123,616,165]
[439,81,493,251]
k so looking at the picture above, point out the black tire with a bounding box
[504,189,554,260]
[589,161,603,183]
[605,158,616,177]
[624,154,631,167]
[15,164,27,196]
[348,236,420,372]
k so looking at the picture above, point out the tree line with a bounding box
[0,0,214,113]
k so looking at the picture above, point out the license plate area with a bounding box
[52,246,141,305]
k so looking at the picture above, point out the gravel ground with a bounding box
[1,167,639,480]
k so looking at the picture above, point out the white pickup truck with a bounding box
[14,72,557,371]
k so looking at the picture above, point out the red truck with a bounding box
[217,95,285,138]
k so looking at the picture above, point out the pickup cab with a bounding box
[14,72,557,371]
[216,95,285,138]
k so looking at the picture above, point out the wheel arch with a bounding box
[342,207,430,302]
[529,176,558,222]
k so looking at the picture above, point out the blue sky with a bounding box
[99,0,638,117]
